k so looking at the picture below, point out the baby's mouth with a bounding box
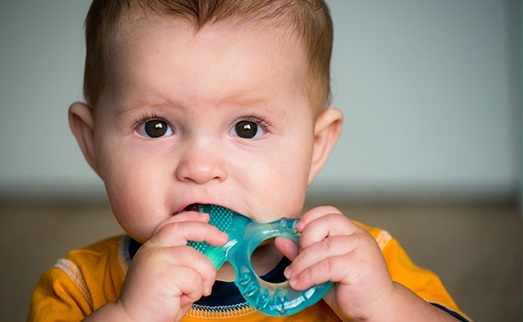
[173,203,202,216]
[183,203,201,213]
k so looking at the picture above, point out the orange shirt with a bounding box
[28,224,469,321]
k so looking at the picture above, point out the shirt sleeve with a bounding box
[360,223,471,321]
[28,262,94,321]
[28,236,126,321]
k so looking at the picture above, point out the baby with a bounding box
[29,1,470,321]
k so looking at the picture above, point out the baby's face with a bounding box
[93,18,318,243]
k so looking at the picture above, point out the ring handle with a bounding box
[231,217,332,316]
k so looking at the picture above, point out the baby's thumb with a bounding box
[274,237,299,261]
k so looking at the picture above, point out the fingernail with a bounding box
[284,267,293,279]
[296,220,305,231]
[221,232,229,242]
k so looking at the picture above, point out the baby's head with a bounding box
[83,0,333,116]
[70,0,342,243]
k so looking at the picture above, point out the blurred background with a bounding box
[0,0,521,321]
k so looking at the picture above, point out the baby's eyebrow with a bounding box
[115,98,171,115]
[116,95,289,119]
[243,99,288,118]
[225,90,292,118]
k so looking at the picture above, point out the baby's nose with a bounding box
[174,142,227,184]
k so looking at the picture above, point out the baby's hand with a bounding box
[85,211,228,322]
[281,206,395,321]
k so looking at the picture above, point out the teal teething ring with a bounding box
[187,204,332,316]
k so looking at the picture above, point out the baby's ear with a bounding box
[308,108,343,185]
[68,102,100,176]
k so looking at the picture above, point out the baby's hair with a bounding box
[84,0,333,114]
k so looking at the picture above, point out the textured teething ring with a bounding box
[187,204,332,316]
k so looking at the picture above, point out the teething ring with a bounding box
[187,205,332,316]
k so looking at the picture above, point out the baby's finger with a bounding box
[136,243,218,295]
[120,244,219,319]
[296,206,343,231]
[168,247,221,297]
[274,236,299,261]
[298,213,361,250]
[284,235,355,282]
[154,211,211,235]
[170,265,208,305]
[288,253,351,291]
[150,220,228,248]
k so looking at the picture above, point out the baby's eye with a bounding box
[136,119,174,138]
[230,120,267,139]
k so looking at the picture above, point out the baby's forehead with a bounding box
[111,14,308,73]
[104,15,312,103]
[99,12,323,114]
